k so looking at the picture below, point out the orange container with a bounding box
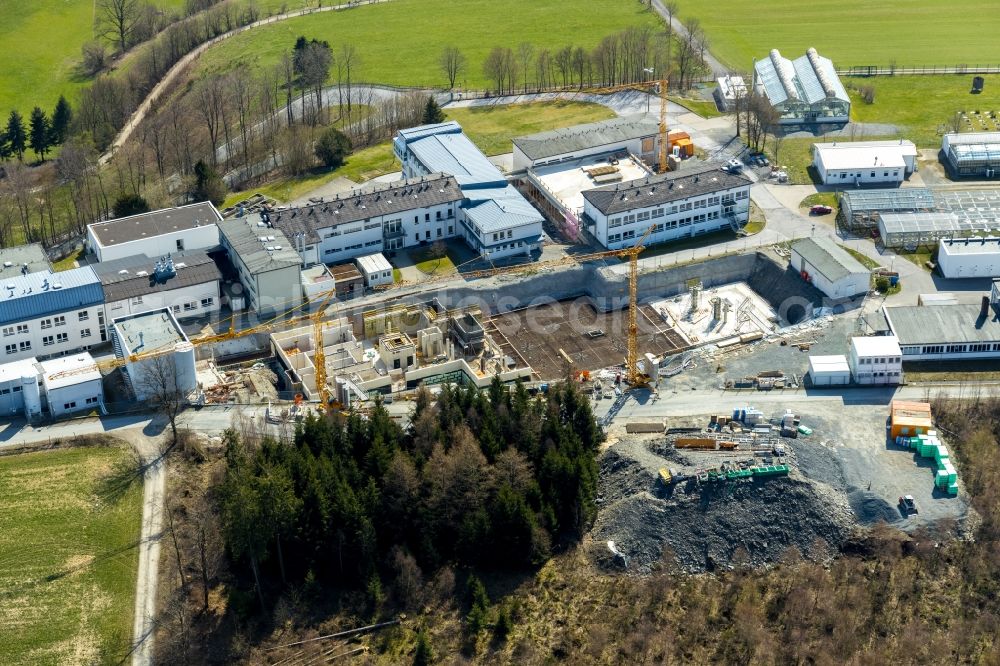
[890,416,933,439]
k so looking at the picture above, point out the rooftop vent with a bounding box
[2,261,11,268]
[52,283,62,290]
[136,270,148,277]
[118,269,129,275]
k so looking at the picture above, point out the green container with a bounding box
[947,483,959,496]
[753,464,790,477]
[797,425,812,435]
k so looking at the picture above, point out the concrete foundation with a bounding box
[653,282,778,346]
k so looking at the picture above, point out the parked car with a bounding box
[726,158,743,172]
[899,495,918,515]
[810,204,834,215]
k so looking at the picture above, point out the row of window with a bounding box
[3,311,90,337]
[608,212,725,242]
[908,342,1000,355]
[856,371,901,378]
[492,229,514,242]
[857,356,900,365]
[63,396,100,411]
[836,170,900,179]
[607,192,747,227]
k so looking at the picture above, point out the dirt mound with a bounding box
[593,441,856,573]
[848,490,902,524]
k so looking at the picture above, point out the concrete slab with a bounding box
[652,281,778,346]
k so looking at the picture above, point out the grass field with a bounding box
[0,444,143,665]
[194,0,661,89]
[0,0,186,118]
[445,101,615,155]
[669,1,1000,71]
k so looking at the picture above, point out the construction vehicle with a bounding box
[587,77,670,173]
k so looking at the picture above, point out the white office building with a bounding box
[394,122,545,260]
[849,335,903,385]
[87,202,221,262]
[355,253,394,288]
[39,354,104,417]
[581,165,753,250]
[219,214,303,315]
[937,237,1000,278]
[790,237,871,300]
[0,267,107,363]
[812,140,918,186]
[94,251,223,326]
[269,174,464,266]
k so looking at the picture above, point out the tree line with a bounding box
[0,97,72,162]
[218,380,603,614]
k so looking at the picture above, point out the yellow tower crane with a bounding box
[588,77,670,172]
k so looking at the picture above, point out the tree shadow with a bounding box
[95,450,146,504]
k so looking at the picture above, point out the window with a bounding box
[2,327,12,337]
[5,344,15,355]
[19,341,30,351]
[609,218,622,228]
[437,228,442,237]
[436,211,442,220]
[86,396,99,405]
[81,328,91,338]
[448,226,453,234]
[840,173,847,179]
[43,335,54,346]
[172,305,181,313]
[364,221,381,230]
[53,316,65,327]
[184,302,196,311]
[870,171,876,178]
[201,297,213,308]
[78,311,89,321]
[425,213,430,222]
[652,208,664,218]
[176,239,185,251]
[40,318,52,329]
[56,333,68,343]
[132,296,143,305]
[608,233,622,243]
[63,402,77,410]
[637,210,651,221]
[447,209,454,218]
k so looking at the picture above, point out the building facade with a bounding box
[753,48,850,126]
[937,237,1000,278]
[885,290,1000,361]
[849,336,903,385]
[39,354,104,417]
[511,116,660,171]
[790,237,871,300]
[812,140,917,186]
[807,355,851,386]
[87,202,221,262]
[581,166,752,250]
[0,267,106,363]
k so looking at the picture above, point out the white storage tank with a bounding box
[173,342,198,396]
[21,372,42,419]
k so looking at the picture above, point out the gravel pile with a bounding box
[593,438,857,573]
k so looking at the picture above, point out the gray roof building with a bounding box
[0,243,51,279]
[218,214,301,274]
[0,267,103,326]
[884,304,1000,346]
[513,116,660,162]
[270,174,463,244]
[582,165,752,216]
[790,237,869,284]
[92,251,223,302]
[88,201,221,248]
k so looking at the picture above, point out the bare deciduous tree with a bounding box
[97,0,142,53]
[439,46,466,90]
[517,43,534,93]
[138,353,188,448]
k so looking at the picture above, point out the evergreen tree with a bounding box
[28,107,50,160]
[0,129,10,160]
[413,629,433,666]
[422,97,446,124]
[50,96,72,145]
[192,160,227,206]
[6,110,26,161]
[113,193,150,218]
[314,127,351,168]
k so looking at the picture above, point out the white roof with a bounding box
[355,252,392,275]
[39,353,101,390]
[851,335,902,357]
[813,142,914,171]
[939,237,1000,256]
[808,354,850,373]
[0,357,39,384]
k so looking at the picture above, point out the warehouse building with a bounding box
[355,253,394,288]
[270,174,464,265]
[752,48,850,126]
[885,285,1000,361]
[112,308,198,402]
[38,354,104,418]
[807,355,851,386]
[937,237,1000,278]
[1,267,106,363]
[942,132,1000,178]
[511,116,661,171]
[93,250,223,325]
[849,335,903,385]
[87,202,221,262]
[581,165,752,250]
[789,237,871,300]
[218,213,302,315]
[0,243,51,279]
[812,140,918,186]
[393,122,545,260]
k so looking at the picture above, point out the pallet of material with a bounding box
[676,438,737,450]
[626,421,666,434]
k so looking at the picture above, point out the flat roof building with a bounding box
[753,47,850,126]
[812,140,917,186]
[885,289,1000,361]
[714,75,748,112]
[790,237,871,300]
[849,335,903,385]
[512,115,660,171]
[807,354,851,386]
[87,202,221,262]
[0,243,51,279]
[218,213,302,315]
[938,237,1000,278]
[112,308,197,401]
[355,253,393,288]
[582,165,752,250]
[39,353,104,417]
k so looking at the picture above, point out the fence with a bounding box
[838,64,1000,77]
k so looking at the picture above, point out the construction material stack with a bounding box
[897,431,959,496]
[889,400,933,439]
